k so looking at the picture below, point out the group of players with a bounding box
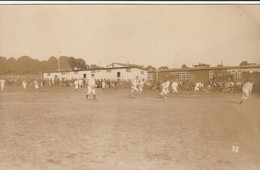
[156,79,179,99]
[125,76,253,104]
[0,79,40,92]
[0,74,254,105]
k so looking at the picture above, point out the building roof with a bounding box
[43,65,147,73]
[148,65,260,73]
[106,63,145,69]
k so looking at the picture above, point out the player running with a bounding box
[171,79,178,96]
[102,79,106,91]
[240,80,253,104]
[138,78,145,95]
[22,80,27,90]
[157,80,170,99]
[195,82,200,92]
[0,79,6,92]
[74,79,79,92]
[86,74,97,101]
[34,80,39,91]
[128,76,140,97]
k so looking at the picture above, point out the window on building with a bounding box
[179,73,182,79]
[148,73,154,80]
[126,68,131,72]
[179,72,190,80]
[186,72,190,79]
[170,72,178,76]
[237,69,242,78]
[231,70,236,78]
[209,70,213,79]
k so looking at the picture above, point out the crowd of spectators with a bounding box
[1,74,260,94]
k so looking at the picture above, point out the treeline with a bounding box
[0,56,91,75]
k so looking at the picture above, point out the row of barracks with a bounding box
[43,63,148,81]
[147,64,260,83]
[43,62,260,83]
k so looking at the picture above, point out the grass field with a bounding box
[0,86,260,170]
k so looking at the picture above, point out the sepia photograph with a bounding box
[0,2,260,170]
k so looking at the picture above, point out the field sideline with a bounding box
[0,86,260,170]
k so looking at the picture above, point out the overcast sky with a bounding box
[0,5,260,68]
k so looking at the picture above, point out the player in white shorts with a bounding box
[78,79,83,87]
[128,76,139,97]
[195,82,200,92]
[34,80,39,90]
[86,74,97,100]
[171,79,178,96]
[0,79,6,92]
[165,80,170,95]
[102,80,106,91]
[22,80,27,90]
[74,79,79,92]
[157,80,170,99]
[138,78,145,95]
[240,81,253,104]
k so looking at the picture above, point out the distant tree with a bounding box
[6,57,17,74]
[0,55,89,74]
[16,56,36,74]
[32,59,42,73]
[76,58,88,70]
[68,57,78,70]
[0,56,7,74]
[159,66,169,70]
[47,56,58,71]
[181,64,188,69]
[193,63,210,68]
[145,65,156,70]
[239,61,249,66]
[89,64,100,69]
[40,60,49,72]
[59,56,71,71]
[198,63,209,66]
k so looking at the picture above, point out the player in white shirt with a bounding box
[0,79,6,92]
[138,78,145,95]
[195,82,200,92]
[34,80,39,90]
[78,79,83,87]
[128,76,140,97]
[157,80,169,99]
[171,79,178,96]
[165,80,170,95]
[74,79,79,92]
[22,80,27,90]
[86,74,97,100]
[102,80,106,91]
[240,81,253,104]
